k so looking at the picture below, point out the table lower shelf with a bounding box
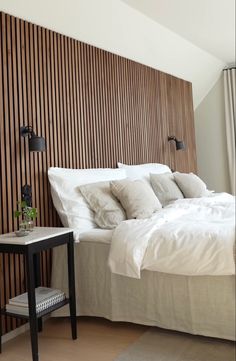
[0,298,69,320]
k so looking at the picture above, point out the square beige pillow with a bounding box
[150,173,184,206]
[110,179,162,219]
[174,172,210,198]
[80,181,126,229]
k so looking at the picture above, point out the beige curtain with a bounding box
[223,68,236,195]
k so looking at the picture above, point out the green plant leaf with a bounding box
[21,200,27,208]
[14,200,38,220]
[14,210,22,218]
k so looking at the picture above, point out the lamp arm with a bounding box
[20,125,36,138]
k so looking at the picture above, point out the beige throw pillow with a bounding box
[174,172,209,198]
[150,173,184,206]
[110,179,162,219]
[80,181,126,229]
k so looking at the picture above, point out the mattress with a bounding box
[79,229,113,244]
[51,230,235,340]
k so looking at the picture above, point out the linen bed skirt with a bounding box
[51,240,235,340]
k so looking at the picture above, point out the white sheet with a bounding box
[108,193,235,278]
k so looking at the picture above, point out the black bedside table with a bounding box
[0,227,77,361]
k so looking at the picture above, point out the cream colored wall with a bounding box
[194,74,230,193]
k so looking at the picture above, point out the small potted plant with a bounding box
[14,201,37,232]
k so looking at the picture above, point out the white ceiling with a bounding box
[122,0,235,64]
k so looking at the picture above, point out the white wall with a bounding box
[0,0,225,107]
[194,74,230,193]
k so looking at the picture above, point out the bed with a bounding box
[48,165,235,341]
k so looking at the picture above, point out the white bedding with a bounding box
[108,193,235,278]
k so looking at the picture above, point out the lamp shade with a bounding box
[175,140,185,150]
[20,126,46,152]
[29,135,46,152]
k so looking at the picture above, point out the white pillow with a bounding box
[48,167,126,233]
[117,162,171,182]
[174,172,210,198]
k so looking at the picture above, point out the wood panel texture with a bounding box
[0,12,197,335]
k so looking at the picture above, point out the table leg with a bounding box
[26,251,39,361]
[0,308,2,354]
[37,318,43,333]
[67,234,77,340]
[0,254,2,353]
[33,254,42,333]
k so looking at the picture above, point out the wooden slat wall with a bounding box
[0,12,197,335]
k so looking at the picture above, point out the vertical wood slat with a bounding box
[0,12,6,334]
[7,15,16,331]
[11,17,22,329]
[0,12,197,335]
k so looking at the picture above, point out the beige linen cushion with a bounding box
[110,179,162,219]
[150,173,184,206]
[174,172,210,198]
[80,181,126,229]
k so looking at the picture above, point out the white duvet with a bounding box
[108,193,235,278]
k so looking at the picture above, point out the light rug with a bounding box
[115,328,235,361]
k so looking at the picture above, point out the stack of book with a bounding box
[6,287,66,315]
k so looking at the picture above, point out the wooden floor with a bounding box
[1,317,147,361]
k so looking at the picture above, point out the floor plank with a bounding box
[1,317,147,361]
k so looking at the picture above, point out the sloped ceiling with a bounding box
[122,0,235,64]
[0,0,230,107]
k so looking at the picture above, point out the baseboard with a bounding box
[2,322,29,344]
[2,315,50,344]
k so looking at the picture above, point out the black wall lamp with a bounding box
[20,125,46,206]
[168,136,185,151]
[20,126,46,152]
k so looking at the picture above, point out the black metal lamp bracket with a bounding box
[20,126,34,138]
[22,184,32,207]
